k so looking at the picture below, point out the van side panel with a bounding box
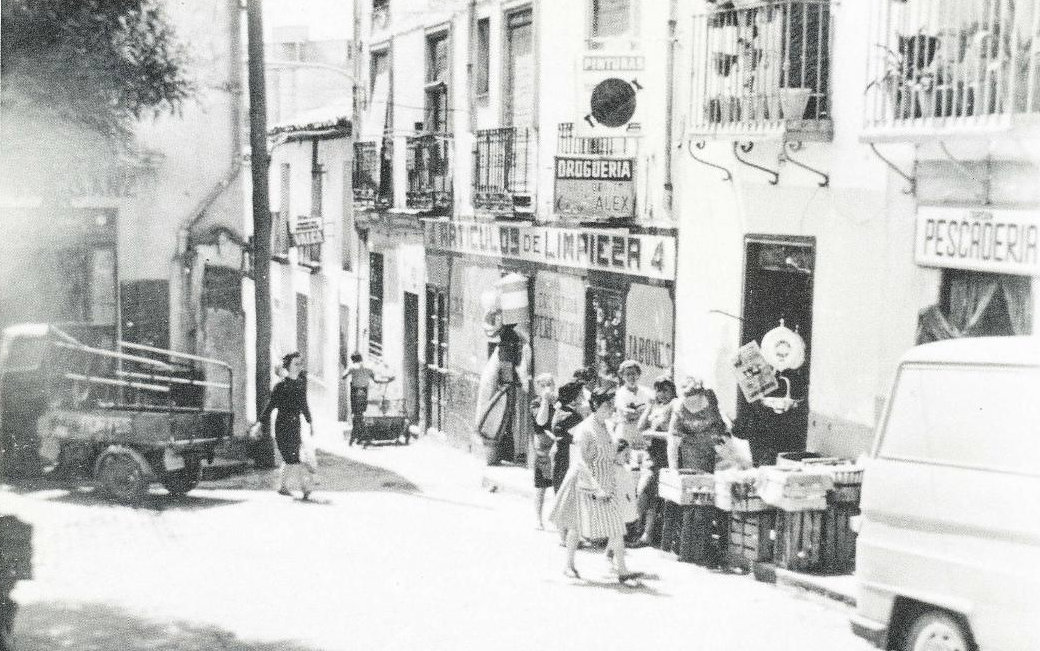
[857,362,1040,651]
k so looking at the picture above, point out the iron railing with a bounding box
[353,140,392,208]
[557,122,639,156]
[688,0,833,142]
[863,0,1040,140]
[406,133,453,212]
[473,127,535,213]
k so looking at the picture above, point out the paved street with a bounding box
[3,435,871,651]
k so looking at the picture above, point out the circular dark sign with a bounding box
[589,78,636,128]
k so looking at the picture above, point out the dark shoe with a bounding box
[618,571,643,583]
[627,539,650,549]
[563,567,581,580]
[301,491,312,501]
[277,488,291,496]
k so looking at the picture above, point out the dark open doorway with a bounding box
[737,236,815,463]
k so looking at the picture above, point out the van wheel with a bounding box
[161,459,201,496]
[902,610,974,651]
[96,449,148,504]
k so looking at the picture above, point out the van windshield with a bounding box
[879,364,1040,476]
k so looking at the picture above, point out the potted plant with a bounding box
[779,86,811,120]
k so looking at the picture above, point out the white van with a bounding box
[852,336,1040,651]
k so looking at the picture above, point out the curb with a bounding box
[774,567,858,608]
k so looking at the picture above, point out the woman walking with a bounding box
[549,387,641,583]
[530,373,556,529]
[343,352,376,446]
[250,352,314,500]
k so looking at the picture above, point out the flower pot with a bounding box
[779,87,811,120]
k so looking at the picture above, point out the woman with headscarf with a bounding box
[549,387,642,583]
[667,377,726,473]
[249,352,314,500]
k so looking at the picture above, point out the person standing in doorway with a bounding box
[343,352,376,446]
[250,352,314,500]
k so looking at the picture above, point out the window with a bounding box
[880,365,1040,477]
[917,271,1032,343]
[202,266,242,312]
[273,163,290,259]
[590,0,630,39]
[368,252,384,356]
[504,9,534,127]
[475,18,490,97]
[372,0,389,28]
[425,32,450,133]
[369,48,392,129]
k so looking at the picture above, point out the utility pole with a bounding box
[246,0,275,468]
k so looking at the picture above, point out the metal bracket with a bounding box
[868,143,916,195]
[938,141,990,204]
[780,141,829,188]
[732,142,779,185]
[685,140,732,182]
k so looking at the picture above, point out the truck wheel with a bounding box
[96,448,148,504]
[902,609,974,651]
[161,459,201,496]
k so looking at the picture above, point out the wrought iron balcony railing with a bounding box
[353,140,392,209]
[473,127,535,214]
[863,0,1040,141]
[557,122,640,156]
[406,133,453,213]
[688,0,833,142]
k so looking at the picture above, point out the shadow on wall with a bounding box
[14,601,319,651]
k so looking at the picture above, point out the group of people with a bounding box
[529,360,753,582]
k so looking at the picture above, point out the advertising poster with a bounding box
[732,340,779,403]
[532,272,585,382]
[624,283,674,382]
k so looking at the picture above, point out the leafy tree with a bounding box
[1,0,194,196]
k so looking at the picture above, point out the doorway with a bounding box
[403,292,420,423]
[737,236,815,459]
[424,284,448,432]
[585,286,626,385]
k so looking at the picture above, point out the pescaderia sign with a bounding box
[915,206,1040,276]
[554,156,636,220]
[422,219,676,281]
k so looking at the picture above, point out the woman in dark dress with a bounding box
[250,352,314,499]
[667,376,726,473]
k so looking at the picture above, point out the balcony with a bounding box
[473,127,535,215]
[688,0,833,143]
[863,0,1040,142]
[353,140,392,209]
[557,122,639,156]
[406,133,453,213]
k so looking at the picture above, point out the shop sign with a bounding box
[915,206,1040,276]
[732,341,779,403]
[624,284,673,381]
[422,219,675,281]
[582,55,645,72]
[293,218,324,246]
[554,157,636,220]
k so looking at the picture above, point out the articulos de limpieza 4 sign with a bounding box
[422,219,676,281]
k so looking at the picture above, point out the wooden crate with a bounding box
[726,510,776,571]
[819,503,859,575]
[659,469,714,506]
[656,500,681,553]
[774,509,824,573]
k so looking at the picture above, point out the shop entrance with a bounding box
[737,237,815,462]
[403,292,420,422]
[585,287,626,383]
[424,284,448,433]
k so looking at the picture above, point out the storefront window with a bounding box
[586,287,625,382]
[917,270,1032,343]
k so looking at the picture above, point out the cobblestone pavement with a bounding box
[2,434,872,651]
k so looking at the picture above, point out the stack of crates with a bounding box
[716,472,776,572]
[760,466,834,573]
[658,469,719,566]
[819,464,863,574]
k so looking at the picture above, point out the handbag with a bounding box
[300,435,318,474]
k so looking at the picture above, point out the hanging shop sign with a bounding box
[293,218,325,246]
[915,206,1040,276]
[625,284,674,381]
[554,157,636,220]
[422,219,675,281]
[732,341,779,404]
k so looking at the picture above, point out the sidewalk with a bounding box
[473,448,858,609]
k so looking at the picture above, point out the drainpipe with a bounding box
[664,0,677,216]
